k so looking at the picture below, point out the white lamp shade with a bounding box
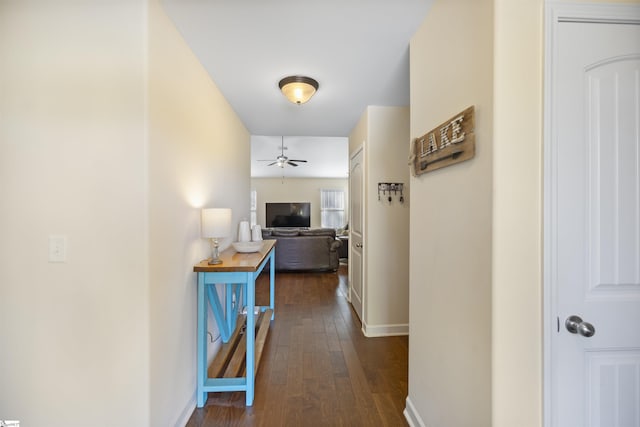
[201,208,232,238]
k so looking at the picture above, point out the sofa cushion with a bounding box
[271,228,300,237]
[299,228,336,238]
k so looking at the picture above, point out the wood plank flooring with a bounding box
[186,265,409,427]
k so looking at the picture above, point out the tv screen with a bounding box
[266,202,311,228]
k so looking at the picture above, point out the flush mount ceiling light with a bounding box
[278,76,319,105]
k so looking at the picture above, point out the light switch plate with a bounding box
[49,235,67,263]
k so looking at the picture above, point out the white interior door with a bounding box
[349,147,364,323]
[548,10,640,427]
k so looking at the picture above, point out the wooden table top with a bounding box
[193,239,276,272]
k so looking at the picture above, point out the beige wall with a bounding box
[349,106,410,336]
[349,107,368,155]
[407,0,493,425]
[148,2,250,425]
[0,2,149,425]
[492,1,638,426]
[365,107,411,331]
[0,2,250,425]
[410,1,638,426]
[251,178,348,229]
[492,1,543,426]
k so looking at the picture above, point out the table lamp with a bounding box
[201,208,232,265]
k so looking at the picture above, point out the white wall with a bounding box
[251,178,348,229]
[349,106,410,336]
[148,2,250,425]
[0,2,149,425]
[0,2,250,426]
[407,0,493,425]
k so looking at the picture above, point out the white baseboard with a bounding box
[404,396,426,427]
[174,394,196,427]
[361,322,409,337]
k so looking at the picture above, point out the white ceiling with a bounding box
[161,0,432,177]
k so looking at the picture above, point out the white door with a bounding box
[548,10,640,427]
[349,147,364,322]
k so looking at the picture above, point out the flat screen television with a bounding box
[266,202,311,228]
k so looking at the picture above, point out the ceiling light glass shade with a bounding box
[279,76,319,105]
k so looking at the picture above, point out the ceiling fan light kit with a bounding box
[278,75,319,105]
[258,136,308,168]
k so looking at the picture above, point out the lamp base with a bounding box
[208,238,223,265]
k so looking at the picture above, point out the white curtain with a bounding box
[320,189,345,229]
[250,190,257,227]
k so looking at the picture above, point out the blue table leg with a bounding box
[269,251,275,320]
[245,272,255,406]
[196,273,207,407]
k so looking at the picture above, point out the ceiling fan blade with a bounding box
[258,159,277,162]
[288,159,307,163]
[286,161,299,167]
[267,162,278,166]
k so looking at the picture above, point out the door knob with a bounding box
[565,315,596,337]
[355,243,362,248]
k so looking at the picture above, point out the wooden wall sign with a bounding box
[411,106,475,175]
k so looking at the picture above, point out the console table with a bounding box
[193,239,276,407]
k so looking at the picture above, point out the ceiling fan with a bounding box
[258,137,308,168]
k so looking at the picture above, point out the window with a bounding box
[320,189,345,229]
[250,190,257,227]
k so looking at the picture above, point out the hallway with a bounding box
[186,265,409,426]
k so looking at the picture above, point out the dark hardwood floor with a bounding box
[186,264,409,427]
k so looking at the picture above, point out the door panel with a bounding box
[349,148,364,322]
[551,19,640,427]
[587,351,640,426]
[586,58,640,295]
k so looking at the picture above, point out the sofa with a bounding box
[261,228,342,272]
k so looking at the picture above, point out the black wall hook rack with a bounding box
[378,182,404,203]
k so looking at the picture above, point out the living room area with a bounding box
[251,135,350,271]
